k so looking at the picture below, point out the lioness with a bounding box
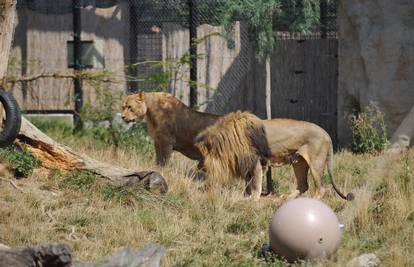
[121,92,220,166]
[195,111,354,201]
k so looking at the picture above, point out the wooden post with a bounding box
[265,56,271,120]
[265,55,273,195]
[0,0,17,84]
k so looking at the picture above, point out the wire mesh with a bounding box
[10,0,338,113]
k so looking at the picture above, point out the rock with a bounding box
[74,243,166,267]
[123,171,168,194]
[389,105,414,151]
[347,253,380,267]
[0,243,166,267]
[337,0,414,148]
[0,243,72,267]
[97,120,111,128]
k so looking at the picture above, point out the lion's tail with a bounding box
[327,145,354,201]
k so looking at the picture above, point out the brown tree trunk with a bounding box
[0,0,17,84]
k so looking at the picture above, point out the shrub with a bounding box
[118,122,154,156]
[82,123,154,157]
[59,170,98,191]
[0,145,40,177]
[349,103,388,154]
[30,116,154,158]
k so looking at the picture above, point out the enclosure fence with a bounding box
[9,0,338,143]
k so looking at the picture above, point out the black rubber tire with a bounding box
[0,87,21,148]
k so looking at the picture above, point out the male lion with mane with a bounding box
[195,111,354,201]
[121,92,220,167]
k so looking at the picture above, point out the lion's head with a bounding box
[195,111,270,184]
[121,93,147,123]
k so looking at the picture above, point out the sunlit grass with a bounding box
[0,124,413,266]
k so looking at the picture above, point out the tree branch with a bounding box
[6,71,126,84]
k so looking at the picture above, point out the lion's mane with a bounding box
[195,111,270,183]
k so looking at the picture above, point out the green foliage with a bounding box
[30,117,154,158]
[221,0,281,62]
[80,85,123,123]
[126,45,214,94]
[87,123,154,156]
[59,170,98,191]
[396,150,413,194]
[119,122,154,156]
[349,104,389,154]
[101,183,147,206]
[29,118,73,136]
[0,146,40,177]
[277,0,320,32]
[76,79,155,155]
[221,0,320,62]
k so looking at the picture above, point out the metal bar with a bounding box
[128,3,138,92]
[320,0,328,39]
[23,110,76,114]
[72,0,83,128]
[188,0,197,108]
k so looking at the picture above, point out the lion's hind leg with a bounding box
[308,160,327,199]
[282,155,310,200]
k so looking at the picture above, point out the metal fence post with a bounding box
[188,0,197,109]
[320,0,328,39]
[128,2,138,92]
[73,0,83,129]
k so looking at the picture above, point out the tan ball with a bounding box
[269,197,343,263]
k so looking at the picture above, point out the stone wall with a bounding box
[338,0,414,149]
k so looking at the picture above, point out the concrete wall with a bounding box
[338,0,414,149]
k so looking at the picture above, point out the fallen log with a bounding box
[15,116,168,194]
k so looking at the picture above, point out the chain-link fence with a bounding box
[8,0,337,116]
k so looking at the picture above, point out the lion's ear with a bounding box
[136,92,144,100]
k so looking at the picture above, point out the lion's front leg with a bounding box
[154,137,173,166]
[245,160,263,200]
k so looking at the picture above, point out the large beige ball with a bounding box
[269,197,343,263]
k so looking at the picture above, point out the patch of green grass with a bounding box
[30,117,155,158]
[30,117,73,136]
[226,216,256,234]
[59,170,98,191]
[66,214,92,227]
[100,183,148,206]
[0,145,40,177]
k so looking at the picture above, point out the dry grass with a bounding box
[0,128,413,266]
